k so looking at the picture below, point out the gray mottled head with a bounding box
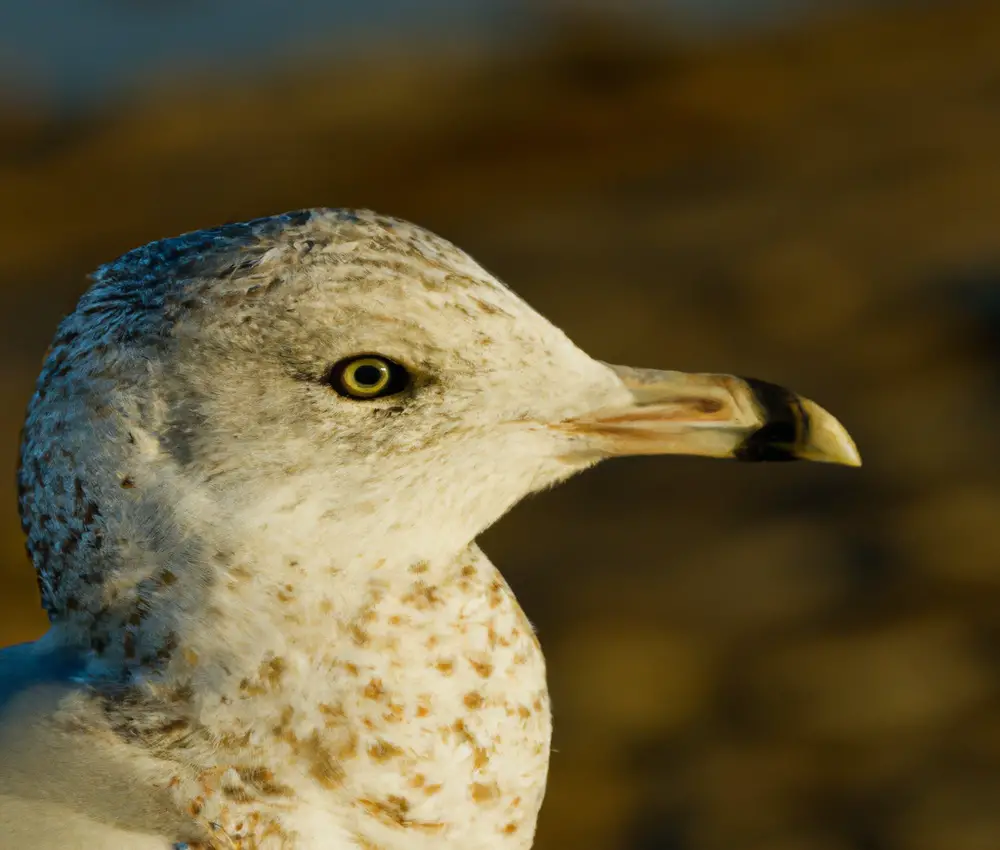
[18,210,623,664]
[18,208,859,670]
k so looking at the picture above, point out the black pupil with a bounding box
[353,364,384,387]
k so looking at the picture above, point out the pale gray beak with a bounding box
[555,364,861,466]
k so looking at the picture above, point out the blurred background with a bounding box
[2,1,999,848]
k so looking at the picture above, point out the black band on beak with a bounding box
[733,377,811,463]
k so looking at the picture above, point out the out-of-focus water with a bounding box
[0,0,905,108]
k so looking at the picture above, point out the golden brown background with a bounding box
[2,2,1000,848]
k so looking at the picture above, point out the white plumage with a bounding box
[0,209,858,849]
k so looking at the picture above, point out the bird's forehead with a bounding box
[244,213,591,385]
[92,207,510,306]
[249,211,550,347]
[81,208,533,353]
[286,210,521,310]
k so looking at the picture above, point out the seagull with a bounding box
[0,209,860,850]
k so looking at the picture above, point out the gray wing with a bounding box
[0,637,192,849]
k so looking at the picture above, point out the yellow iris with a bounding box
[340,356,392,397]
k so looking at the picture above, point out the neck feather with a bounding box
[81,524,551,849]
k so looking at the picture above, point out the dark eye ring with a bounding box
[326,355,410,399]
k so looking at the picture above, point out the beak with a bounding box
[554,364,861,466]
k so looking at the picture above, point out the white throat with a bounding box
[88,486,552,850]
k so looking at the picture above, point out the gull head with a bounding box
[17,208,859,665]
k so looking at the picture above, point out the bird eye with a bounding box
[327,355,409,399]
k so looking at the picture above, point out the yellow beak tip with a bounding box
[797,401,862,468]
